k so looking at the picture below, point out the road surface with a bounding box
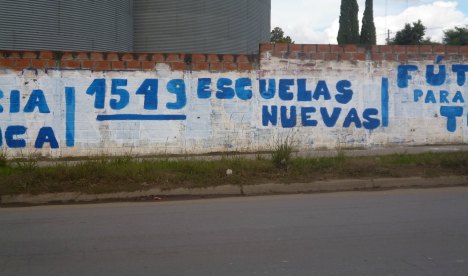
[1,187,468,275]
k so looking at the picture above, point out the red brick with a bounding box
[192,54,206,63]
[377,45,393,54]
[75,52,89,60]
[137,54,149,61]
[81,60,94,69]
[45,60,57,68]
[210,62,223,71]
[237,55,250,63]
[344,44,358,53]
[61,60,80,69]
[383,54,396,61]
[39,51,54,59]
[207,54,220,62]
[433,45,446,54]
[260,43,274,52]
[371,45,380,53]
[407,54,421,61]
[238,63,252,71]
[15,59,31,69]
[111,61,125,70]
[393,45,406,53]
[31,59,46,68]
[94,61,111,71]
[8,52,21,59]
[0,58,14,68]
[274,43,289,53]
[406,45,418,54]
[142,61,156,70]
[419,45,433,54]
[151,54,165,62]
[106,53,119,61]
[317,44,331,52]
[126,60,141,70]
[223,62,238,71]
[170,62,186,71]
[222,55,235,62]
[371,53,383,61]
[90,52,104,61]
[192,62,209,71]
[61,52,74,60]
[22,51,37,59]
[324,53,338,61]
[289,44,303,52]
[446,46,459,54]
[356,45,367,53]
[166,54,181,62]
[460,46,468,55]
[309,53,324,60]
[121,53,134,61]
[354,52,366,61]
[330,45,343,53]
[303,44,317,53]
[421,54,435,61]
[340,53,352,61]
[397,54,408,63]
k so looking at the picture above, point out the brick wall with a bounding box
[1,44,467,72]
[260,43,468,63]
[0,44,466,157]
[0,51,257,72]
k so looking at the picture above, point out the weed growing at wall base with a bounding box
[0,151,467,196]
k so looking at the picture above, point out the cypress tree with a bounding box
[360,0,377,45]
[337,0,360,44]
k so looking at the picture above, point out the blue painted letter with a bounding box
[24,90,50,113]
[167,79,187,109]
[197,78,211,99]
[235,78,252,100]
[279,79,294,101]
[216,78,235,99]
[452,64,468,86]
[397,65,418,88]
[35,127,59,149]
[426,65,446,86]
[335,80,353,104]
[262,105,278,126]
[6,126,27,148]
[136,79,158,110]
[259,79,276,100]
[440,106,463,132]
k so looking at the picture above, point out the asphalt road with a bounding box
[1,187,468,275]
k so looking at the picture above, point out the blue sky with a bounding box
[272,0,468,44]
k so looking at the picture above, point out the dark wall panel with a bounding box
[0,0,133,52]
[133,0,271,54]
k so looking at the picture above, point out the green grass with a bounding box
[0,151,467,196]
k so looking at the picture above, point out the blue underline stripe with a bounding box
[96,114,187,121]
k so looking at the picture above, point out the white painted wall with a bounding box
[0,58,466,158]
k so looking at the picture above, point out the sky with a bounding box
[271,0,468,44]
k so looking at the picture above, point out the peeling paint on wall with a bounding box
[0,55,466,157]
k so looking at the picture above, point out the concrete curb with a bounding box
[1,176,467,205]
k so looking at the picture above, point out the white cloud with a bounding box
[272,0,468,44]
[374,1,468,44]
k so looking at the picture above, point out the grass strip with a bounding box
[0,151,467,196]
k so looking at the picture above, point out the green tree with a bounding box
[390,20,432,45]
[337,0,360,44]
[360,0,376,45]
[443,26,468,45]
[270,27,294,43]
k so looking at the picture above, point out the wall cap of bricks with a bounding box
[261,43,468,63]
[1,44,467,72]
